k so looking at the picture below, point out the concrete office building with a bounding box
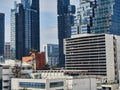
[0,13,5,56]
[71,0,120,35]
[11,78,66,90]
[64,34,120,83]
[44,44,59,67]
[4,42,11,59]
[11,70,97,90]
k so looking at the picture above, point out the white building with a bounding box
[11,70,97,90]
[101,84,118,90]
[0,64,13,90]
[64,34,120,83]
[0,60,33,90]
[11,78,66,90]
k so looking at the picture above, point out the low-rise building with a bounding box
[11,78,66,90]
[11,70,97,90]
[0,60,33,90]
[22,52,46,70]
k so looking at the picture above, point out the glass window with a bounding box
[50,81,64,88]
[19,82,45,89]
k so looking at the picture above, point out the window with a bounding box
[50,81,64,88]
[19,82,45,89]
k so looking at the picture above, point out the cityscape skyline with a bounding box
[1,0,120,90]
[0,0,79,51]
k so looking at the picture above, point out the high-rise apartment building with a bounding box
[10,2,17,59]
[0,13,5,56]
[44,44,59,67]
[10,0,40,60]
[64,34,120,83]
[57,0,75,67]
[72,0,120,35]
[4,42,11,59]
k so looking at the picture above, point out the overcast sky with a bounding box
[0,0,79,51]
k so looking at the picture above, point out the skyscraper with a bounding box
[10,0,40,60]
[72,0,120,35]
[0,13,5,56]
[21,0,40,55]
[57,0,75,67]
[10,2,17,59]
[15,3,25,60]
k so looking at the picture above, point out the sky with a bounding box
[0,0,79,51]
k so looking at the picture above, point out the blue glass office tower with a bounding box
[30,0,40,53]
[21,0,40,55]
[0,13,5,56]
[11,0,40,60]
[57,0,75,67]
[16,4,25,60]
[72,0,120,35]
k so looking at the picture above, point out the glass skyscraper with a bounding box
[0,13,5,56]
[57,0,75,67]
[21,0,40,55]
[72,0,120,35]
[21,0,32,55]
[10,0,40,60]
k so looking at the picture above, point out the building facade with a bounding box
[10,0,40,60]
[21,0,40,55]
[44,44,59,67]
[10,2,17,59]
[11,78,66,90]
[64,34,120,83]
[57,0,75,67]
[72,0,120,35]
[4,42,11,59]
[0,13,5,56]
[22,52,46,70]
[11,70,97,90]
[16,3,25,60]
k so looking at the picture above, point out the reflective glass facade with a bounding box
[50,81,64,88]
[22,0,40,55]
[22,0,32,55]
[57,0,75,67]
[19,82,45,89]
[10,0,40,60]
[0,13,5,56]
[73,0,120,35]
[44,44,59,67]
